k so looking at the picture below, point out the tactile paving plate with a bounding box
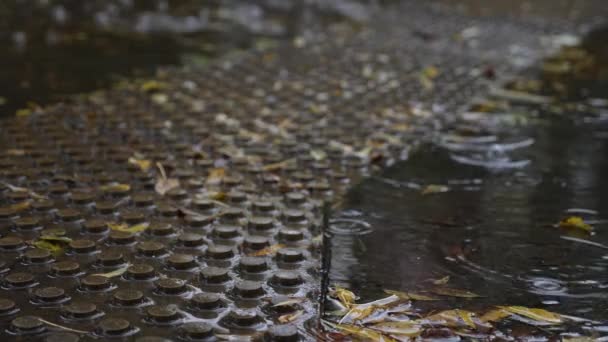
[0,1,604,341]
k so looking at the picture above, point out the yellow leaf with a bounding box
[384,289,439,301]
[99,184,131,192]
[16,108,32,117]
[480,308,511,322]
[326,321,397,342]
[422,66,440,79]
[128,157,152,172]
[272,298,306,307]
[278,310,304,323]
[331,287,357,308]
[33,240,64,255]
[206,168,225,185]
[249,244,285,257]
[9,201,31,212]
[431,287,480,298]
[499,306,562,324]
[91,264,131,278]
[370,321,422,337]
[426,309,477,328]
[421,184,449,195]
[432,276,450,285]
[108,222,149,233]
[140,80,167,92]
[40,235,72,243]
[558,216,593,233]
[263,159,294,172]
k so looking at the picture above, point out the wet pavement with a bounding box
[1,0,608,341]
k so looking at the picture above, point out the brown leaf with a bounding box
[278,310,304,323]
[249,244,285,257]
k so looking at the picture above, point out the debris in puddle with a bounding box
[558,216,594,233]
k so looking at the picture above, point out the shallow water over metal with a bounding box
[328,113,608,329]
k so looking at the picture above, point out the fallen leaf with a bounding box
[432,276,450,285]
[431,287,480,298]
[141,80,167,92]
[33,240,64,255]
[311,150,327,161]
[370,321,423,336]
[558,216,593,233]
[325,321,397,342]
[263,159,294,172]
[128,157,152,172]
[91,264,131,278]
[8,201,31,212]
[278,310,304,323]
[5,149,26,156]
[155,162,179,195]
[206,168,225,185]
[426,309,477,328]
[272,298,306,307]
[499,306,562,324]
[480,308,511,322]
[40,235,72,243]
[16,108,32,117]
[99,183,131,192]
[421,185,450,195]
[108,222,149,233]
[249,244,285,257]
[155,178,179,195]
[384,289,439,301]
[331,287,357,308]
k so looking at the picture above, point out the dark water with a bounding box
[328,103,608,330]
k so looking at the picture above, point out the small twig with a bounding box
[37,318,89,334]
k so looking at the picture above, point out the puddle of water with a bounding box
[326,104,608,335]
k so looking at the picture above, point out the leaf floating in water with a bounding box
[331,287,358,308]
[499,306,562,324]
[384,289,439,301]
[432,276,451,285]
[426,309,477,328]
[249,244,285,257]
[431,287,480,298]
[558,216,593,233]
[33,240,64,255]
[325,321,398,342]
[272,298,305,307]
[421,185,450,195]
[278,310,304,323]
[128,157,152,172]
[91,264,131,278]
[480,308,511,323]
[369,321,423,337]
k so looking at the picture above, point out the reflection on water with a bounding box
[328,110,608,330]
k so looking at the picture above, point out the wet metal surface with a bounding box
[1,1,608,341]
